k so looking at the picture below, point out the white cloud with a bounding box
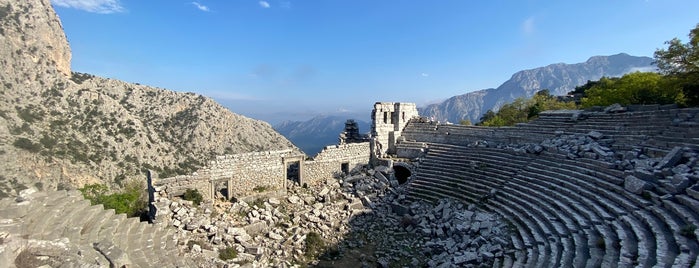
[191,1,210,12]
[421,73,429,77]
[522,16,535,35]
[51,0,125,14]
[259,1,270,8]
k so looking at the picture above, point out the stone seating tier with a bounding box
[0,190,188,267]
[405,139,699,267]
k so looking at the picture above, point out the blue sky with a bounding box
[51,0,699,124]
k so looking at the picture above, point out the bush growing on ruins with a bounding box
[304,232,326,259]
[79,181,147,217]
[183,188,203,206]
[218,246,238,260]
[252,185,270,193]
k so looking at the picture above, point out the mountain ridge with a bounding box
[421,53,655,123]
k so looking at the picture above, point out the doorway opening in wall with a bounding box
[341,162,350,175]
[215,181,232,201]
[286,161,300,185]
[393,166,411,185]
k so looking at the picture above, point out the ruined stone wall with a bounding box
[207,149,295,197]
[304,142,371,186]
[154,174,212,199]
[155,149,296,199]
[371,102,419,156]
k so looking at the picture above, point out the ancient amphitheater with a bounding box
[396,104,699,267]
[1,103,698,267]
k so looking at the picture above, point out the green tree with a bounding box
[580,72,685,107]
[654,23,699,106]
[654,23,699,75]
[478,90,576,127]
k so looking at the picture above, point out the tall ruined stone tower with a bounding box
[371,102,418,158]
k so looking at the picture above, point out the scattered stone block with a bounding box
[657,147,684,169]
[625,175,652,194]
[587,131,604,140]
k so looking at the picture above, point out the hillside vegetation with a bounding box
[0,0,296,197]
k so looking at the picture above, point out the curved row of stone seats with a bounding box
[405,143,699,267]
[402,108,699,156]
[0,190,188,267]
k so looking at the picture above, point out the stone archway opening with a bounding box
[393,166,411,185]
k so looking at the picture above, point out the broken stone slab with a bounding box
[686,183,699,200]
[243,221,268,235]
[319,187,330,197]
[287,195,301,204]
[374,171,389,185]
[624,175,652,194]
[375,165,392,174]
[268,198,281,206]
[670,174,691,193]
[604,103,626,113]
[93,240,131,268]
[390,203,410,216]
[268,231,284,240]
[633,169,657,181]
[657,147,684,169]
[453,251,478,264]
[591,145,612,157]
[587,131,604,140]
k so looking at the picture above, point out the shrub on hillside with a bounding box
[79,181,147,218]
[183,188,203,206]
[304,232,326,259]
[219,246,238,261]
[13,137,41,153]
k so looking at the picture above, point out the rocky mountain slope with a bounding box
[0,0,296,196]
[421,53,655,123]
[275,115,370,156]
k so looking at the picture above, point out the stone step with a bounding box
[489,197,554,267]
[663,199,699,239]
[64,204,105,241]
[483,202,540,267]
[648,205,699,267]
[25,193,77,239]
[632,209,676,267]
[97,212,125,242]
[80,207,116,244]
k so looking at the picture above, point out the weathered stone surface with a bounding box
[625,175,652,194]
[93,240,131,268]
[657,147,684,169]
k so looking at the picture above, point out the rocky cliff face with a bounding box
[0,0,296,196]
[420,53,655,123]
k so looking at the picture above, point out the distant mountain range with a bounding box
[420,53,655,123]
[275,115,370,156]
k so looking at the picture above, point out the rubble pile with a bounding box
[153,164,514,267]
[619,146,699,196]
